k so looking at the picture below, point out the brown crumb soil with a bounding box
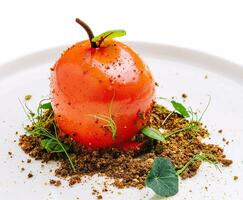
[92,188,103,200]
[50,179,62,187]
[27,172,33,178]
[68,176,81,186]
[19,103,232,189]
[182,93,187,99]
[218,129,223,133]
[8,151,13,158]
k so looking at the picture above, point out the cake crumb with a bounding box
[27,172,33,178]
[8,152,13,158]
[182,93,187,99]
[50,179,62,187]
[69,176,81,186]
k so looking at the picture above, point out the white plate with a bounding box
[0,42,243,200]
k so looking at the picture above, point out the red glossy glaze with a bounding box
[51,40,155,148]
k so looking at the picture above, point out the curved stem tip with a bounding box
[75,18,97,48]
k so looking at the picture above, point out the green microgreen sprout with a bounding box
[158,97,190,119]
[90,93,117,140]
[159,96,211,123]
[19,98,76,172]
[141,123,198,142]
[18,98,35,123]
[176,152,220,176]
[164,123,199,139]
[30,124,76,172]
[146,153,220,197]
[142,96,211,141]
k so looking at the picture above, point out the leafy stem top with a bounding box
[75,18,126,48]
[141,96,212,142]
[90,92,117,140]
[159,96,211,122]
[147,153,220,197]
[20,98,76,172]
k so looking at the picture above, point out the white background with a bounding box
[0,0,243,65]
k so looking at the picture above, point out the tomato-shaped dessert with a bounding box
[51,19,155,148]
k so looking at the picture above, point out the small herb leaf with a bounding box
[40,102,52,110]
[146,157,179,197]
[171,100,190,118]
[141,127,165,142]
[92,30,126,44]
[41,138,69,153]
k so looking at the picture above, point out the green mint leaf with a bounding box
[40,102,52,110]
[41,138,69,153]
[141,127,166,142]
[171,100,190,118]
[92,30,126,43]
[146,157,179,197]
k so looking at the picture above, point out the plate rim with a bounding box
[0,41,242,200]
[0,41,243,84]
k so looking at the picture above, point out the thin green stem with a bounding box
[158,97,170,103]
[176,156,196,176]
[162,111,174,126]
[90,91,117,139]
[92,115,111,122]
[165,124,196,139]
[37,98,50,117]
[199,95,211,122]
[176,152,220,176]
[53,124,76,172]
[18,98,35,123]
[31,125,76,172]
[56,138,76,172]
